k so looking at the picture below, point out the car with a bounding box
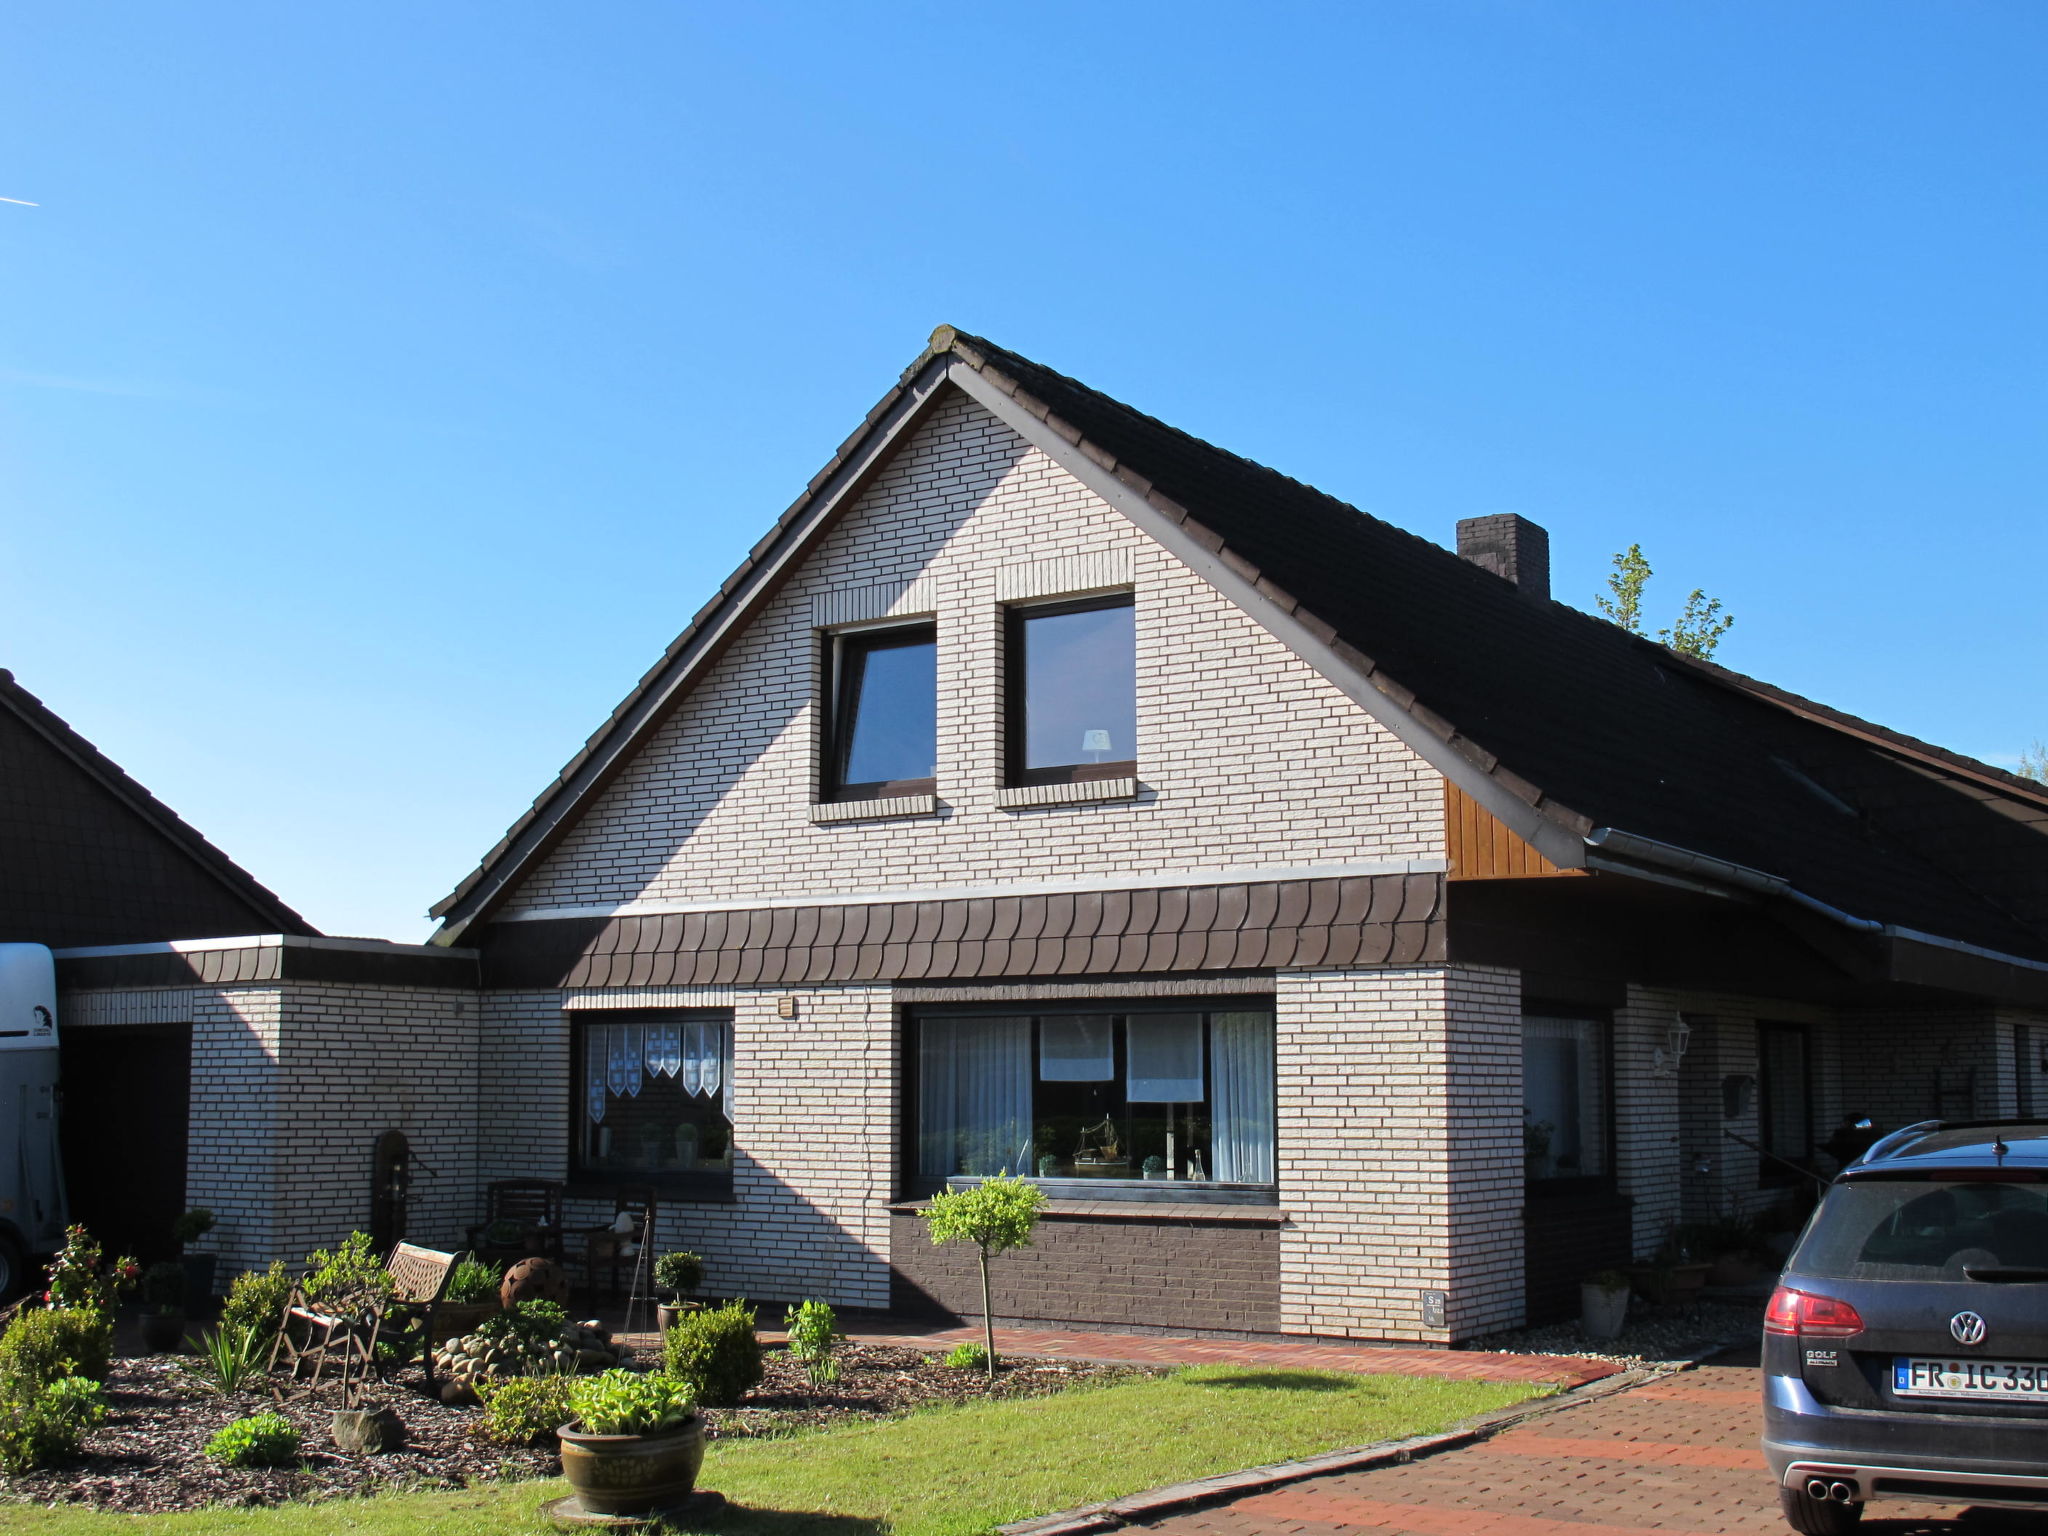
[1762,1117,2048,1533]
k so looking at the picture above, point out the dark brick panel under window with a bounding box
[888,1208,1281,1335]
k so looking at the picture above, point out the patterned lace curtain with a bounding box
[584,1018,732,1124]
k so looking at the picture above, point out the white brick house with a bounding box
[52,328,2048,1343]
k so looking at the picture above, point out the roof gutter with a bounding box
[1584,826,2048,978]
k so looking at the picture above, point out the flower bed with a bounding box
[0,1343,1136,1515]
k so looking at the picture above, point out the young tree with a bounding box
[2019,743,2048,785]
[920,1173,1047,1379]
[1593,544,1735,661]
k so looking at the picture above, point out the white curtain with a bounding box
[1209,1012,1275,1183]
[586,1027,608,1124]
[1524,1016,1603,1176]
[919,1016,1032,1177]
[587,1018,732,1122]
[1040,1014,1114,1081]
[1127,1013,1203,1102]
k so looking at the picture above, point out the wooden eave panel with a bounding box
[1445,781,1584,881]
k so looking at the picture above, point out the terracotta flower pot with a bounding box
[431,1301,501,1344]
[558,1414,706,1517]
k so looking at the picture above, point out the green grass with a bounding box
[0,1366,1540,1536]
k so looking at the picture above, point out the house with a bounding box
[51,329,2048,1341]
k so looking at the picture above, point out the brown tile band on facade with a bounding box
[479,873,1445,990]
[56,942,480,992]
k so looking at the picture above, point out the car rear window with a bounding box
[1793,1180,2048,1280]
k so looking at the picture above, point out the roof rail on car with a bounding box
[1849,1116,2048,1169]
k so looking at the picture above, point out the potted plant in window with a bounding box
[556,1369,706,1518]
[174,1208,217,1304]
[653,1251,703,1334]
[141,1261,188,1352]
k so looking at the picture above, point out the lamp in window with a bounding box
[1651,1014,1693,1078]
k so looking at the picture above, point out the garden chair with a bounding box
[581,1186,657,1300]
[380,1241,459,1392]
[269,1284,383,1410]
[465,1178,566,1263]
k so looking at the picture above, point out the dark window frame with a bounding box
[1521,1002,1617,1196]
[1756,1020,1814,1189]
[899,997,1279,1205]
[1004,593,1138,788]
[820,622,939,803]
[567,1010,737,1202]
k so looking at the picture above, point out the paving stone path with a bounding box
[1127,1349,2020,1536]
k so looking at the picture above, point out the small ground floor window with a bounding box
[1523,1014,1609,1182]
[1757,1021,1813,1186]
[910,1005,1276,1192]
[572,1011,734,1191]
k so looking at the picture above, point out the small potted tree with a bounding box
[140,1261,187,1352]
[1580,1269,1630,1340]
[557,1369,705,1517]
[174,1209,217,1304]
[652,1251,703,1334]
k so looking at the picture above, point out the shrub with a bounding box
[183,1323,267,1395]
[142,1261,186,1312]
[783,1299,842,1387]
[477,1299,568,1348]
[652,1251,704,1296]
[663,1299,761,1407]
[0,1307,115,1387]
[172,1208,216,1246]
[942,1343,988,1371]
[303,1232,393,1317]
[43,1226,137,1316]
[445,1258,500,1305]
[205,1412,300,1468]
[568,1370,695,1436]
[0,1376,106,1473]
[477,1373,576,1445]
[220,1261,294,1341]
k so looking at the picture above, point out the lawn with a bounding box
[0,1366,1538,1536]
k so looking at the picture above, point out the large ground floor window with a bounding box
[572,1011,734,1193]
[911,1005,1276,1194]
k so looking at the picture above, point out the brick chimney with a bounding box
[1456,515,1550,600]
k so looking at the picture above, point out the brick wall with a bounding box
[887,1208,1281,1335]
[1273,965,1522,1345]
[507,390,1442,916]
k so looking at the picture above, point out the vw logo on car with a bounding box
[1948,1311,1987,1347]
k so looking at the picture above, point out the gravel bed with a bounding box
[0,1342,1136,1515]
[1465,1298,1766,1370]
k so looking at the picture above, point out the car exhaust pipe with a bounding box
[1805,1479,1858,1504]
[1830,1483,1856,1503]
[1806,1480,1831,1501]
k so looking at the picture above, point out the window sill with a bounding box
[889,1197,1285,1224]
[996,777,1139,810]
[810,794,938,824]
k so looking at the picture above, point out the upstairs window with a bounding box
[824,624,937,800]
[1008,595,1136,786]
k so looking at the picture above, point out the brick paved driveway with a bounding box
[1127,1348,2034,1536]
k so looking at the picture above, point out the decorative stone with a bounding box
[501,1258,572,1309]
[330,1405,403,1455]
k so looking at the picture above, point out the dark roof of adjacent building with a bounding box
[433,328,2048,969]
[0,670,315,946]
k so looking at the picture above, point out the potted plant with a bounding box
[174,1209,217,1303]
[652,1251,703,1334]
[558,1369,704,1517]
[141,1261,187,1352]
[433,1257,504,1344]
[1580,1269,1630,1340]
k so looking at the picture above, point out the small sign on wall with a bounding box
[1421,1290,1447,1329]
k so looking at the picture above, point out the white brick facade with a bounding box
[508,391,1443,916]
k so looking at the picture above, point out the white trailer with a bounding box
[0,944,66,1298]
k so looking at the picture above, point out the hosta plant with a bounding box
[568,1369,696,1436]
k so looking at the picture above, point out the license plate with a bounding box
[1894,1357,2048,1401]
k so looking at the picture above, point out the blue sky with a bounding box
[3,2,2044,941]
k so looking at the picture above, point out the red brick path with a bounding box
[1127,1354,2000,1536]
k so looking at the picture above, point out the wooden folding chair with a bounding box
[269,1287,382,1409]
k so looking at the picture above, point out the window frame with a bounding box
[899,997,1279,1206]
[1521,1004,1616,1195]
[566,1009,737,1201]
[819,620,939,803]
[1004,592,1138,788]
[1756,1020,1814,1189]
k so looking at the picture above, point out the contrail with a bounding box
[0,197,36,207]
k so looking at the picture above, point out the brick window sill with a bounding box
[887,1198,1286,1225]
[810,794,938,824]
[996,777,1140,810]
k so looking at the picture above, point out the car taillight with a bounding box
[1765,1286,1865,1338]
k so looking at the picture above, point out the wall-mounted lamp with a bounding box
[1652,1014,1694,1078]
